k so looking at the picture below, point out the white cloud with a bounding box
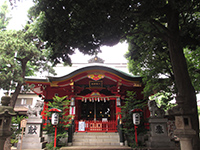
[6,0,34,30]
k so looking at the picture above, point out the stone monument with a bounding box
[168,96,196,150]
[146,100,175,150]
[0,96,16,150]
[18,100,46,149]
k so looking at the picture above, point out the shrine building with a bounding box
[25,56,150,132]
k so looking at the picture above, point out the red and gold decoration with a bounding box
[87,73,105,81]
[76,92,119,103]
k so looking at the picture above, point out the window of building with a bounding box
[21,99,27,105]
[15,98,33,106]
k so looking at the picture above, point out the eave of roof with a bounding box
[25,64,141,84]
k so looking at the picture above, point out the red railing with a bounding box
[75,120,117,132]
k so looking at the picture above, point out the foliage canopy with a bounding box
[0,25,56,106]
[0,1,11,30]
[0,2,55,106]
[28,1,200,149]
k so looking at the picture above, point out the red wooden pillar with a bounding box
[41,101,48,127]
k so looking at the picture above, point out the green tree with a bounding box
[121,91,147,147]
[0,26,55,107]
[31,1,200,149]
[126,37,176,101]
[0,1,11,30]
[44,96,71,149]
[126,40,200,110]
[184,47,200,92]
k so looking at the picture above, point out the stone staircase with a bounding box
[73,132,120,146]
[60,132,132,150]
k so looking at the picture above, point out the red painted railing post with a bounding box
[134,124,138,146]
[54,125,57,148]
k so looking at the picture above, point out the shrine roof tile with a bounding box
[25,65,141,83]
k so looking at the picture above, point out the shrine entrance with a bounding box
[25,65,148,133]
[80,101,111,121]
[75,97,117,132]
[78,100,115,121]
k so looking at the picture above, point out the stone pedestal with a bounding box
[18,118,46,149]
[146,117,175,149]
[0,137,7,150]
[174,116,196,150]
[0,96,16,150]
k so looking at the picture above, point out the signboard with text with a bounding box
[20,119,27,128]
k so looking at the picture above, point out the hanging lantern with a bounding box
[104,98,106,103]
[98,97,100,102]
[70,97,75,106]
[117,97,121,106]
[85,98,87,103]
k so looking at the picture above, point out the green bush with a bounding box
[11,115,27,145]
[44,96,71,149]
[121,91,148,148]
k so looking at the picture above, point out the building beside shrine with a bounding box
[25,56,150,132]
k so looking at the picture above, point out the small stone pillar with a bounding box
[146,117,175,149]
[18,100,46,149]
[174,115,196,150]
[146,100,175,149]
[168,96,197,150]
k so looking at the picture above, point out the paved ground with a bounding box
[60,145,132,150]
[12,146,132,150]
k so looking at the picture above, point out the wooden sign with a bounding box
[20,119,27,150]
[20,119,27,128]
[89,81,103,88]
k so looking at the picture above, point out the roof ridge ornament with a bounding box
[88,48,104,63]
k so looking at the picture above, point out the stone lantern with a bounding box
[0,96,16,150]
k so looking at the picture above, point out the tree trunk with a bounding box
[10,58,28,108]
[167,6,199,150]
[10,82,23,108]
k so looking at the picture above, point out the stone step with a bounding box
[73,142,120,146]
[73,132,120,146]
[74,135,119,139]
[73,132,119,138]
[73,132,119,136]
[74,138,119,142]
[60,145,132,150]
[73,135,119,140]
